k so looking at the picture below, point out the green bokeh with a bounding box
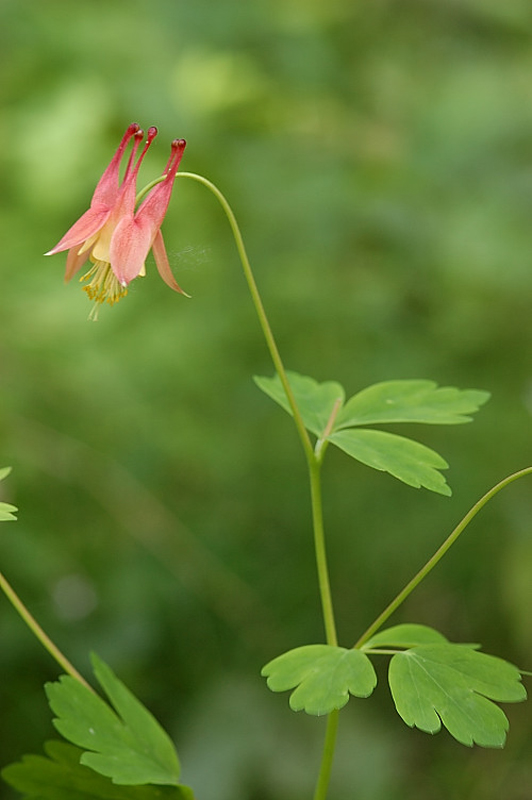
[1,0,532,797]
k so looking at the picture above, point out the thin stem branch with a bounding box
[315,397,343,463]
[177,172,314,463]
[0,570,94,691]
[354,466,532,649]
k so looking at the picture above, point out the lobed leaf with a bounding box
[2,740,193,800]
[0,501,18,521]
[328,428,452,495]
[0,467,17,521]
[45,654,183,787]
[253,372,345,438]
[255,372,489,495]
[389,644,527,747]
[362,623,449,651]
[262,644,377,716]
[335,380,490,429]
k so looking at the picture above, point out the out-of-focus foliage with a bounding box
[1,0,532,797]
[3,741,192,800]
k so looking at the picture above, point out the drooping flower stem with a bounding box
[177,171,337,642]
[177,172,315,464]
[177,171,339,799]
[354,465,532,649]
[0,570,94,692]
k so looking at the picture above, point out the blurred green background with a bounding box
[1,0,532,797]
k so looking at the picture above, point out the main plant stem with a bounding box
[178,172,339,799]
[309,460,339,799]
[309,459,337,647]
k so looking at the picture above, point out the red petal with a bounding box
[90,123,140,208]
[101,127,158,234]
[152,230,190,295]
[64,246,90,282]
[133,139,186,234]
[109,215,152,286]
[45,205,111,256]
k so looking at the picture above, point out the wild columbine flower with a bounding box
[45,123,188,317]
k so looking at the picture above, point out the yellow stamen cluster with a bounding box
[80,260,128,307]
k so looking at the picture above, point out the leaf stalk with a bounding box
[0,570,93,691]
[354,466,532,649]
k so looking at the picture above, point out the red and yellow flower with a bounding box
[46,124,188,313]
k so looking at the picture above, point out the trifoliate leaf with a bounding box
[262,645,377,716]
[335,380,490,429]
[389,644,527,747]
[0,501,18,521]
[2,740,193,800]
[328,428,452,495]
[254,372,345,437]
[45,654,184,787]
[254,374,489,494]
[362,624,449,651]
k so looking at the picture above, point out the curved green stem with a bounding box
[0,570,93,691]
[313,710,339,800]
[354,466,532,649]
[176,171,339,800]
[177,171,337,642]
[177,172,314,464]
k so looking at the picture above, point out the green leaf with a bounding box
[2,740,193,800]
[254,372,345,437]
[362,623,449,650]
[0,468,17,521]
[335,380,490,429]
[45,654,183,787]
[254,374,488,494]
[328,428,452,495]
[261,645,377,715]
[389,644,527,747]
[0,501,18,521]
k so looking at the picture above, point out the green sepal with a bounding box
[2,740,194,799]
[45,654,184,787]
[261,644,377,716]
[389,644,527,747]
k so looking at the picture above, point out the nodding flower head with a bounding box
[46,124,188,317]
